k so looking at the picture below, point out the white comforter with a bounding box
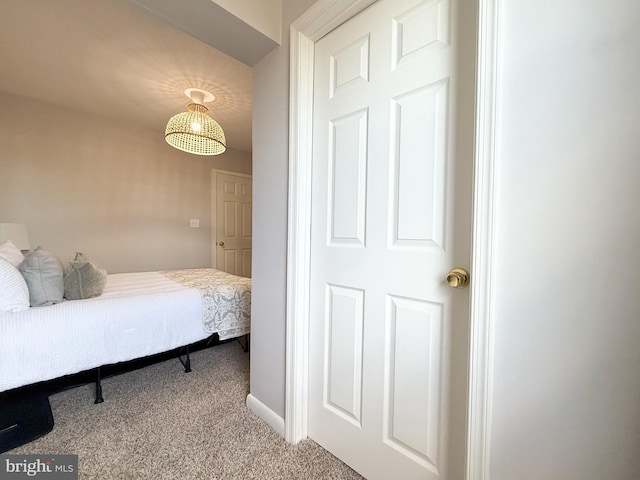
[0,271,211,393]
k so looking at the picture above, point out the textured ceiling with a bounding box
[0,0,254,152]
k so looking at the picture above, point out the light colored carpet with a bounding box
[10,342,363,480]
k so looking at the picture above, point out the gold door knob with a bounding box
[446,268,470,288]
[217,241,225,247]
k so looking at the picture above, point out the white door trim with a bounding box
[285,2,500,479]
[285,0,377,445]
[210,169,252,269]
[465,0,501,478]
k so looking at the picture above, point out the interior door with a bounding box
[308,0,474,478]
[213,171,252,277]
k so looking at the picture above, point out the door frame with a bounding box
[284,1,501,479]
[210,168,252,270]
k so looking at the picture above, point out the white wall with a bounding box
[213,0,282,43]
[250,0,317,420]
[131,0,278,66]
[490,1,640,479]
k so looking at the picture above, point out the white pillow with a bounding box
[0,240,25,267]
[0,257,30,313]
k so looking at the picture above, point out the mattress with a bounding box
[0,271,211,393]
[161,268,251,340]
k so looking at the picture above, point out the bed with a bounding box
[0,267,251,396]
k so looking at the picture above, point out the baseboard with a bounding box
[246,394,285,438]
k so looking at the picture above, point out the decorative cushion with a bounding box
[0,240,25,268]
[63,252,107,300]
[0,257,30,313]
[18,247,64,307]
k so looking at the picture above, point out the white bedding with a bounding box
[161,268,251,340]
[0,271,213,393]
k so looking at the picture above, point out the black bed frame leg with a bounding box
[236,333,250,352]
[94,367,104,404]
[183,345,192,373]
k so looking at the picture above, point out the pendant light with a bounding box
[165,88,226,156]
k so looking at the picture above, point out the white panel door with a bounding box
[308,0,473,479]
[214,171,252,277]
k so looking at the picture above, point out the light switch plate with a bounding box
[190,219,200,228]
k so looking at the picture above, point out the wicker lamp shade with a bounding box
[165,102,226,156]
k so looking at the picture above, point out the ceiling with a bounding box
[0,0,256,152]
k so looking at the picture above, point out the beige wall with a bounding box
[250,0,316,421]
[0,92,251,273]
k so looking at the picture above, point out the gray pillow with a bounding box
[18,247,64,307]
[63,252,107,300]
